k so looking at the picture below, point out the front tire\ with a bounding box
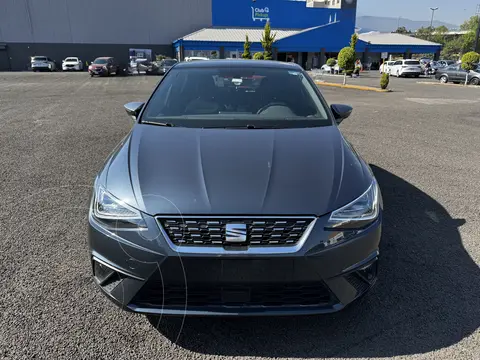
[439,75,448,84]
[469,78,479,86]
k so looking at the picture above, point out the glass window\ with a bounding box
[162,59,177,66]
[141,67,332,129]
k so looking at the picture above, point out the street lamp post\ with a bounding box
[429,7,439,30]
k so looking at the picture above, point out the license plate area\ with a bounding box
[221,287,251,304]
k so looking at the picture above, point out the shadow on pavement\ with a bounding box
[148,165,479,358]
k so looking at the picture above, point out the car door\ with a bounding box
[454,65,467,82]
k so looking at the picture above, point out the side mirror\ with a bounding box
[331,104,353,124]
[124,102,145,121]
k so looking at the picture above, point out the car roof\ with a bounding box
[176,59,303,70]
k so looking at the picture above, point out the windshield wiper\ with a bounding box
[202,124,277,129]
[142,120,175,127]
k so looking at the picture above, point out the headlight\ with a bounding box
[327,180,380,230]
[92,187,147,229]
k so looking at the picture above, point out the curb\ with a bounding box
[416,81,480,89]
[315,81,391,93]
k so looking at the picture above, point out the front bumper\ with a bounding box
[63,65,81,71]
[89,68,107,75]
[88,211,382,316]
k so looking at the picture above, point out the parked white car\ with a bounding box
[390,59,422,78]
[62,57,83,71]
[380,61,395,75]
[31,56,56,72]
[184,57,210,62]
[320,61,342,74]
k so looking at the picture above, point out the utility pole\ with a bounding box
[474,4,480,52]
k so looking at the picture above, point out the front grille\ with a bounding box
[158,217,313,247]
[132,282,331,308]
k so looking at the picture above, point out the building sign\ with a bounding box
[251,7,270,22]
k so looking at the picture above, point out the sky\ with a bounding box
[357,0,478,26]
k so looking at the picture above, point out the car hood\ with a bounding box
[103,125,372,217]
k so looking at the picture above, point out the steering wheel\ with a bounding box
[256,102,292,115]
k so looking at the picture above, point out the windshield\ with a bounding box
[141,67,331,129]
[405,61,420,65]
[93,59,108,64]
[65,58,78,62]
[162,60,177,66]
[33,57,47,62]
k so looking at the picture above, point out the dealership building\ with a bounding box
[0,0,442,71]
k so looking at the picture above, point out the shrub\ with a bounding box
[242,34,252,59]
[380,73,390,89]
[253,52,264,60]
[261,21,276,60]
[326,58,336,67]
[338,47,355,84]
[461,51,480,71]
[350,33,359,51]
[461,51,480,85]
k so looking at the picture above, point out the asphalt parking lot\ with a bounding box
[0,72,479,360]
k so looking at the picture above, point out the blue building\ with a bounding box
[174,0,442,69]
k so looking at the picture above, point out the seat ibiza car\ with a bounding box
[88,60,382,316]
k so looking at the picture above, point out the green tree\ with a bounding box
[242,34,252,59]
[415,26,433,41]
[261,21,276,60]
[350,33,359,50]
[432,25,449,45]
[460,16,480,31]
[459,16,479,52]
[338,47,355,85]
[462,31,476,53]
[440,37,463,60]
[394,26,410,34]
